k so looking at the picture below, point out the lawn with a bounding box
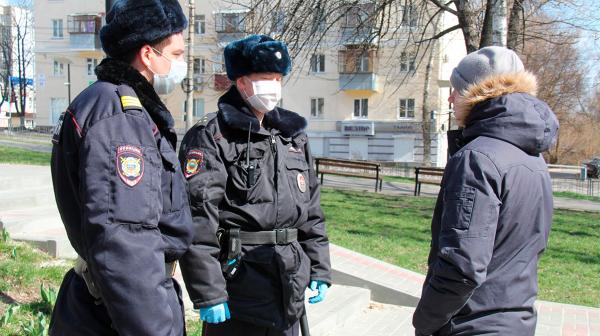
[321,188,600,308]
[0,146,51,166]
[553,191,600,203]
[0,231,203,335]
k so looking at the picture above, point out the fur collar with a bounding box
[218,86,307,138]
[95,58,174,130]
[455,71,538,126]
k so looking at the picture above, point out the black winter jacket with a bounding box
[178,86,331,330]
[49,58,194,336]
[413,72,559,335]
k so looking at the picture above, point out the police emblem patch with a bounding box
[116,145,144,187]
[184,149,205,178]
[297,173,307,193]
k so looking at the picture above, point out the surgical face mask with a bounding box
[148,47,187,95]
[243,79,282,114]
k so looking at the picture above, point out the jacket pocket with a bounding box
[442,187,476,230]
[159,140,185,214]
[285,156,310,204]
[108,144,160,226]
[229,148,272,204]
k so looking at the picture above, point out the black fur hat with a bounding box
[224,35,292,80]
[100,0,188,58]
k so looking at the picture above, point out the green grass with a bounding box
[382,175,416,184]
[0,146,50,166]
[554,191,600,203]
[321,188,600,307]
[0,232,203,334]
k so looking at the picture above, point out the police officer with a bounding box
[178,35,332,335]
[49,1,196,335]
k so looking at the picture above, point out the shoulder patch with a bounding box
[116,145,144,187]
[120,96,142,110]
[195,112,217,129]
[184,149,205,179]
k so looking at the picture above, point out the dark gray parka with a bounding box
[178,86,331,331]
[413,72,559,335]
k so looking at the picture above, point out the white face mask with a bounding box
[243,79,282,113]
[148,48,187,95]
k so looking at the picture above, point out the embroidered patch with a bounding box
[116,145,144,187]
[297,173,307,193]
[184,149,205,178]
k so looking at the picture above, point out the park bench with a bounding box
[315,158,383,192]
[414,167,445,196]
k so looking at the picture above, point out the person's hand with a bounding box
[199,302,230,324]
[308,280,329,304]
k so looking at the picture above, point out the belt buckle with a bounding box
[275,229,287,244]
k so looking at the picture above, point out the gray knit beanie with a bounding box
[450,46,524,93]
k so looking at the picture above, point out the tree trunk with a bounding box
[480,0,494,48]
[455,0,480,52]
[421,17,440,167]
[507,0,524,51]
[492,0,508,47]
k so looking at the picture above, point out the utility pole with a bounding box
[185,0,195,130]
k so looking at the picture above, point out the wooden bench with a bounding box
[414,167,444,196]
[315,158,383,192]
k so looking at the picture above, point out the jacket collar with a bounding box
[95,58,174,130]
[218,86,307,138]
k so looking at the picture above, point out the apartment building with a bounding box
[34,0,465,166]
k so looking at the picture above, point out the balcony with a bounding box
[215,10,248,43]
[340,26,379,45]
[68,14,102,50]
[339,73,378,92]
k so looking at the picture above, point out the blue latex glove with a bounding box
[199,302,231,324]
[308,280,329,304]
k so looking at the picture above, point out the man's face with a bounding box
[449,89,467,125]
[146,33,185,75]
[236,72,283,98]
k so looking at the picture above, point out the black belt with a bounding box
[239,228,298,245]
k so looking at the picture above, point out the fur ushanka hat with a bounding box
[100,0,188,58]
[224,35,292,81]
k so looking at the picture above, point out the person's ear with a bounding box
[139,45,154,69]
[236,76,252,98]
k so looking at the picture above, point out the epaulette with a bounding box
[195,112,217,129]
[116,85,143,111]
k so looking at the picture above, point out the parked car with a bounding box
[585,157,600,178]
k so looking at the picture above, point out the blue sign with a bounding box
[9,76,34,86]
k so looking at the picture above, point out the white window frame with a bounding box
[86,58,98,76]
[353,98,368,119]
[401,5,418,28]
[193,58,206,75]
[400,52,416,72]
[310,54,325,73]
[52,19,64,38]
[310,97,324,118]
[195,15,206,35]
[398,98,415,119]
[53,60,65,77]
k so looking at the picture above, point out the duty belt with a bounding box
[73,256,177,303]
[239,228,298,245]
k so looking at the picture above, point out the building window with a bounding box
[400,52,416,72]
[52,19,63,38]
[401,5,418,28]
[193,58,206,75]
[53,60,64,76]
[215,12,246,33]
[193,98,204,117]
[310,54,325,73]
[339,49,375,73]
[398,98,415,119]
[212,54,224,74]
[86,58,98,76]
[312,6,327,33]
[195,15,206,35]
[68,15,101,34]
[353,98,368,118]
[271,10,285,34]
[50,98,68,125]
[310,98,324,118]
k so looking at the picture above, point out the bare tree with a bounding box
[11,0,34,127]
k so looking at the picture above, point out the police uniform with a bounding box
[178,84,332,335]
[48,55,193,334]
